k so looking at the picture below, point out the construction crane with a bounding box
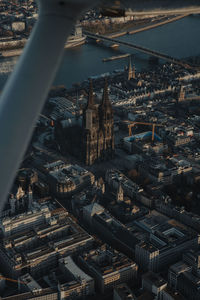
[128,122,163,142]
[0,275,26,285]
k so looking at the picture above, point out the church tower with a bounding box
[128,57,136,80]
[83,80,114,165]
[28,185,33,209]
[128,57,132,81]
[116,183,124,203]
[178,85,185,102]
[83,81,100,165]
[99,80,114,159]
[132,62,136,79]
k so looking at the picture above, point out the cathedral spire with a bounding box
[132,63,136,79]
[117,183,124,203]
[178,85,185,102]
[101,79,110,107]
[87,80,94,108]
[128,57,132,81]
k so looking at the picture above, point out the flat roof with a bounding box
[61,256,93,282]
[170,261,191,274]
[143,272,167,288]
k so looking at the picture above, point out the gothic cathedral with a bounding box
[83,80,115,165]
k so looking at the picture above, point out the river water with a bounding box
[0,15,200,90]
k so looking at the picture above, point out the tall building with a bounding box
[55,80,114,166]
[83,80,114,165]
[178,85,185,102]
[128,58,135,80]
[116,183,124,203]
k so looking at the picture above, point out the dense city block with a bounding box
[1,1,200,300]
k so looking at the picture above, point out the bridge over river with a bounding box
[85,31,195,70]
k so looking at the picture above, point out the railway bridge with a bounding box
[85,31,194,69]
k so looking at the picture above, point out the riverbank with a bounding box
[82,16,163,36]
[83,14,188,38]
[1,15,200,90]
[127,14,189,35]
[1,14,189,59]
[107,14,189,38]
[185,55,200,68]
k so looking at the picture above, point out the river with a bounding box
[0,15,200,90]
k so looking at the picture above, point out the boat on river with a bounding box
[102,53,130,62]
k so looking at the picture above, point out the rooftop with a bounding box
[45,161,93,185]
[114,283,136,300]
[142,272,167,288]
[80,246,137,276]
[169,261,191,274]
[60,256,93,282]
